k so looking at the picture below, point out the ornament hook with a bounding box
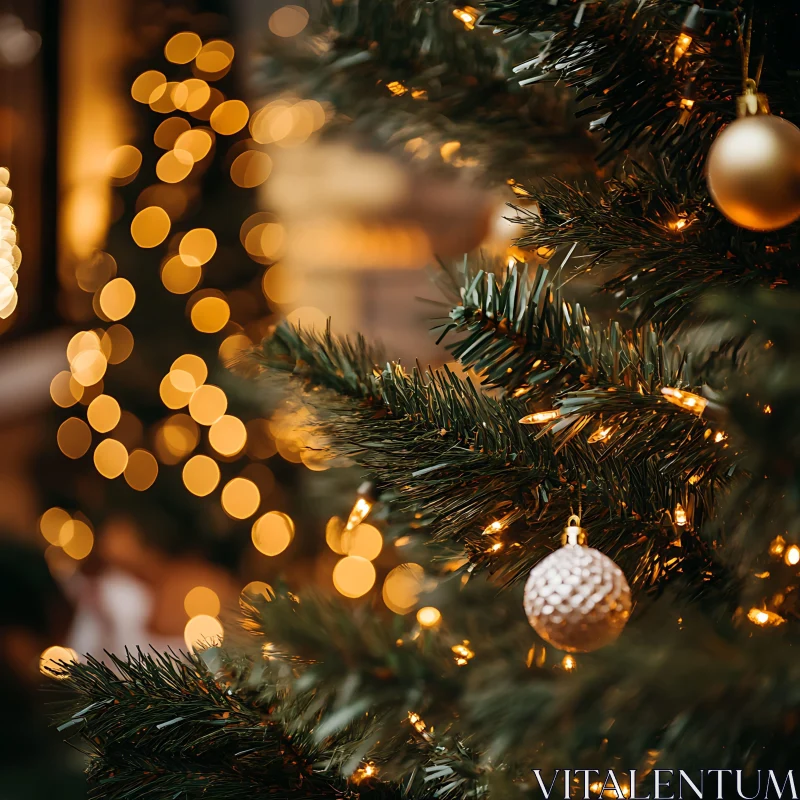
[562,514,587,546]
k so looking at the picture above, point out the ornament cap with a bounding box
[736,80,769,117]
[561,514,587,546]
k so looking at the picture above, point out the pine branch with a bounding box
[254,0,592,180]
[510,168,800,327]
[481,0,800,179]
[437,262,733,396]
[56,650,401,800]
[255,322,730,595]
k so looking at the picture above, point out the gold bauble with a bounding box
[523,517,631,652]
[706,114,800,231]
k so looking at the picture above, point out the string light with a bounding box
[660,386,708,415]
[588,425,614,444]
[674,503,688,527]
[351,763,378,784]
[672,5,701,63]
[407,711,432,740]
[452,5,479,30]
[452,640,475,666]
[747,607,785,627]
[785,545,800,566]
[386,81,408,97]
[561,654,577,671]
[519,409,560,424]
[482,517,509,536]
[344,491,373,533]
[416,606,441,627]
[769,535,786,557]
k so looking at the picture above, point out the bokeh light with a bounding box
[184,614,223,653]
[251,511,294,556]
[190,295,230,333]
[86,394,121,433]
[131,206,171,248]
[175,79,211,113]
[240,580,274,608]
[61,519,94,559]
[174,128,213,162]
[123,449,159,491]
[93,438,128,479]
[325,516,345,554]
[210,99,249,135]
[230,150,272,188]
[149,80,181,113]
[195,40,234,74]
[76,250,117,293]
[39,507,72,546]
[165,31,202,64]
[106,145,142,185]
[154,116,191,149]
[179,228,217,266]
[221,477,260,519]
[182,454,221,496]
[269,6,310,37]
[188,384,227,425]
[98,277,135,320]
[156,148,194,183]
[161,255,202,294]
[172,354,208,387]
[104,324,134,364]
[131,70,166,103]
[159,373,193,409]
[155,414,199,463]
[39,645,78,677]
[57,417,92,459]
[209,414,247,456]
[341,523,382,561]
[262,263,299,305]
[50,370,82,408]
[382,563,425,614]
[61,519,94,561]
[417,607,442,627]
[184,585,221,617]
[333,555,376,598]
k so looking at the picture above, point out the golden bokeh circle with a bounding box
[182,454,221,496]
[131,206,171,248]
[61,520,94,559]
[251,511,294,556]
[382,563,425,614]
[131,70,166,103]
[184,585,221,617]
[99,277,136,321]
[188,384,227,425]
[333,555,376,598]
[184,614,223,653]
[210,99,249,135]
[86,394,121,433]
[161,255,202,294]
[57,417,92,459]
[179,228,217,267]
[124,448,159,491]
[39,507,72,546]
[221,477,260,519]
[230,150,272,188]
[190,295,230,333]
[165,31,203,64]
[209,414,247,456]
[93,438,129,479]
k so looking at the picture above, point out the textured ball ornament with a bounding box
[706,113,800,231]
[523,518,631,652]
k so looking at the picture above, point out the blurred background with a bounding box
[0,0,593,795]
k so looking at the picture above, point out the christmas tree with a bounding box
[55,1,800,798]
